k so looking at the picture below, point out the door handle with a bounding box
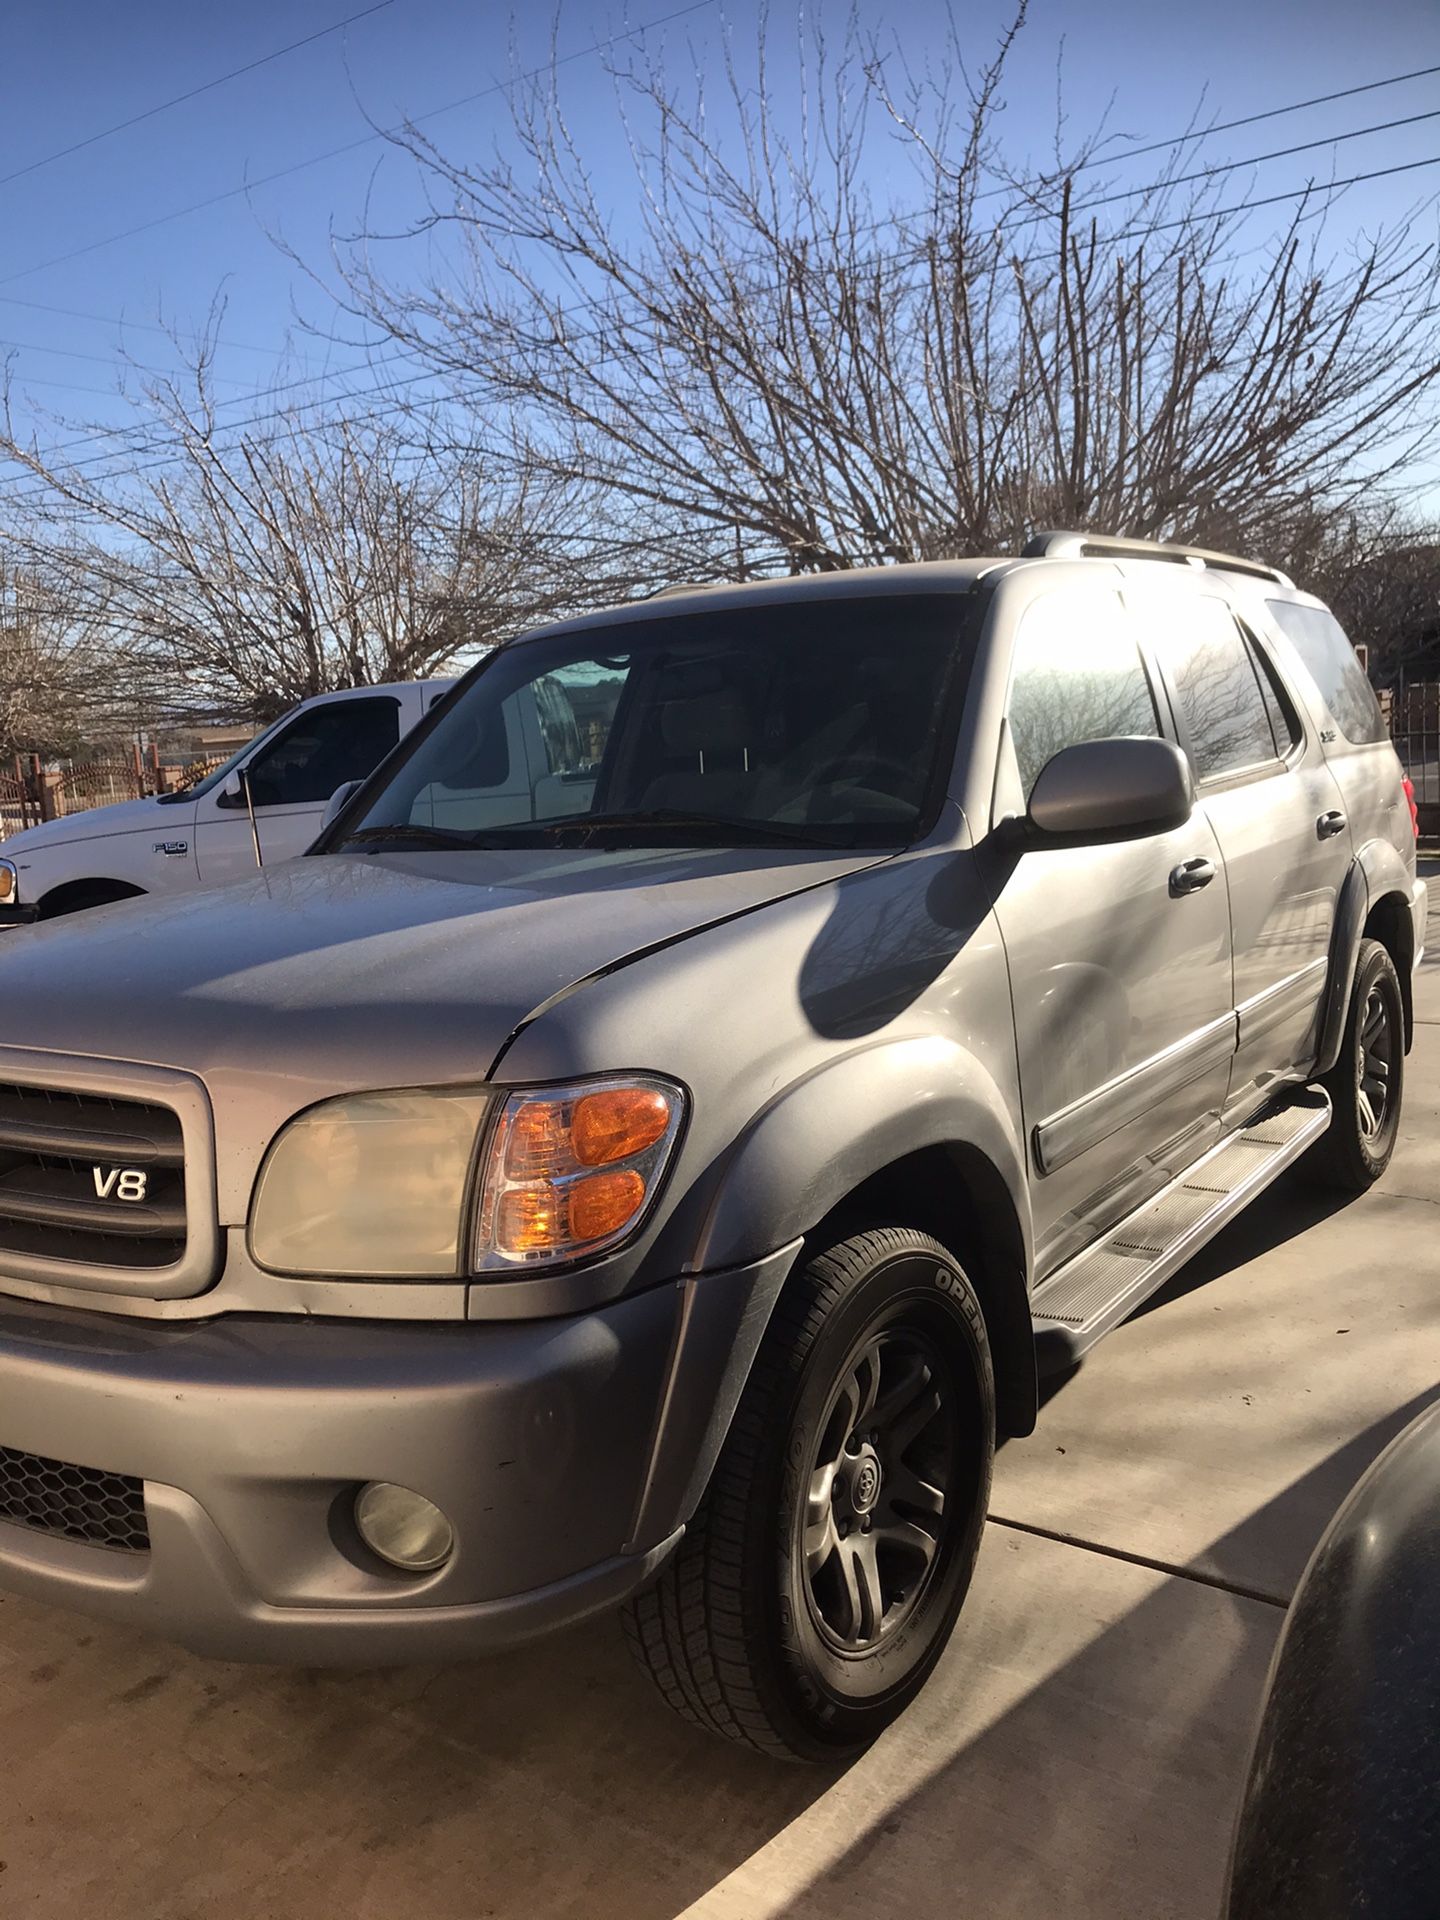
[1316,809,1348,839]
[1169,857,1216,897]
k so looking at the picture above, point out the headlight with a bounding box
[248,1075,685,1279]
[0,861,17,905]
[473,1075,686,1270]
[250,1088,488,1276]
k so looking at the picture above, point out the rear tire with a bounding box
[624,1225,994,1760]
[1309,938,1404,1192]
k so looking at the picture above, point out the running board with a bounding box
[1031,1088,1332,1373]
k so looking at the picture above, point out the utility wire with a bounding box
[0,1,397,191]
[5,147,1435,506]
[2,42,1429,453]
[0,0,718,288]
[1001,108,1440,229]
[0,291,382,364]
[1051,59,1440,177]
[4,93,1437,493]
[1113,153,1440,241]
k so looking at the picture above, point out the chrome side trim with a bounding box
[1033,1012,1237,1176]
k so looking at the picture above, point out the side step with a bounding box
[1031,1087,1332,1373]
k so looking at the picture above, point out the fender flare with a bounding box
[691,1036,1031,1276]
[1314,862,1368,1076]
[1316,843,1418,1073]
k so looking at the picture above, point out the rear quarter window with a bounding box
[1267,601,1387,746]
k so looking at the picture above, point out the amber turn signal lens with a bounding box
[0,867,13,902]
[572,1088,672,1166]
[569,1168,646,1241]
[497,1168,646,1253]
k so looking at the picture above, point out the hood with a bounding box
[0,843,881,1092]
[1,794,174,857]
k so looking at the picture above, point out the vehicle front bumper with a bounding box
[0,1245,797,1662]
[0,903,39,927]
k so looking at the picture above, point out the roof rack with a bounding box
[645,580,733,600]
[1022,529,1294,590]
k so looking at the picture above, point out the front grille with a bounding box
[0,1444,149,1552]
[0,1081,186,1271]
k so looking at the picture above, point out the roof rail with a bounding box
[1022,529,1294,590]
[645,580,733,600]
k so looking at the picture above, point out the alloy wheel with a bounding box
[800,1325,957,1653]
[1357,985,1394,1140]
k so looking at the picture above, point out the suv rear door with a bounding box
[1136,578,1352,1121]
[1264,596,1410,867]
[987,574,1234,1277]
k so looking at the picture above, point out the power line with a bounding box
[0,1,397,192]
[1056,60,1440,179]
[3,86,1436,496]
[0,292,377,364]
[4,38,1429,469]
[0,0,719,289]
[1001,107,1440,229]
[5,149,1434,507]
[1113,153,1440,241]
[1,333,256,386]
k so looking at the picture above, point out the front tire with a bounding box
[624,1226,994,1760]
[1309,938,1404,1191]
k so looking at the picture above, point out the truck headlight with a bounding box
[250,1088,488,1276]
[0,860,18,905]
[248,1075,685,1279]
[472,1075,686,1270]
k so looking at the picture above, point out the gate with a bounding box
[1387,684,1440,836]
[0,757,40,838]
[51,756,148,819]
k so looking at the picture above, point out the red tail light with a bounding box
[1403,776,1419,839]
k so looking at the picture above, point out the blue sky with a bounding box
[0,0,1436,468]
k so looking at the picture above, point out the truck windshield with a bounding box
[155,714,290,804]
[336,593,973,851]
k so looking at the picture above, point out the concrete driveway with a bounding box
[3,867,1437,1920]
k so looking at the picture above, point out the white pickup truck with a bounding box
[0,681,457,924]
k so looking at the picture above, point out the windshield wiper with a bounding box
[528,809,862,848]
[338,823,493,850]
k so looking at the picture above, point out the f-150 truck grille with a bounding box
[0,1082,186,1270]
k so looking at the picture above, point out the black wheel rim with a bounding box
[1358,985,1394,1140]
[800,1324,958,1655]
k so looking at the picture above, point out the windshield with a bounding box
[155,713,290,804]
[335,593,974,852]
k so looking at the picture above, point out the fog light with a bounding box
[354,1482,454,1573]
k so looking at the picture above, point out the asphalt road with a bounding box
[2,865,1437,1920]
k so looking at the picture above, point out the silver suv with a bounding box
[0,532,1423,1760]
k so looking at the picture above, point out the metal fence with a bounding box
[1387,683,1440,836]
[50,757,148,819]
[0,761,40,839]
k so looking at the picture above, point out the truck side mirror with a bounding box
[321,781,362,831]
[1027,737,1193,844]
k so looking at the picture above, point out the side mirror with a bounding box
[215,772,245,809]
[321,780,362,831]
[1027,737,1192,843]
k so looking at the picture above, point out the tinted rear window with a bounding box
[1267,601,1387,745]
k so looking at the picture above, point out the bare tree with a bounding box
[338,6,1440,583]
[1297,512,1440,682]
[0,562,115,756]
[0,336,586,717]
